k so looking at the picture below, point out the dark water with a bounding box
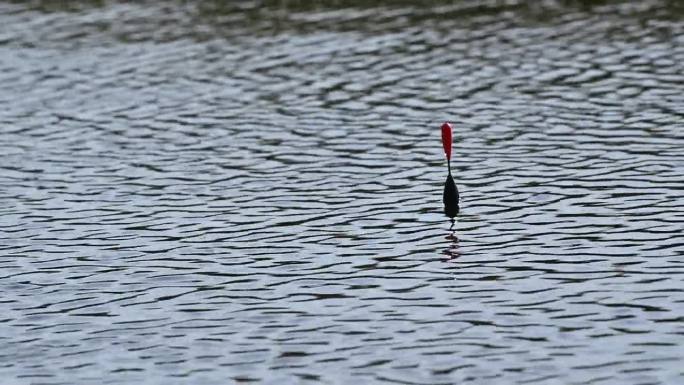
[1,1,683,384]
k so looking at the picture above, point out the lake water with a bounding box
[1,1,683,384]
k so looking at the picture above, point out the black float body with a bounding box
[443,173,459,218]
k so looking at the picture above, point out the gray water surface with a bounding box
[1,1,683,384]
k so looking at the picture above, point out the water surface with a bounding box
[1,1,683,384]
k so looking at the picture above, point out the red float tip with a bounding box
[441,122,452,161]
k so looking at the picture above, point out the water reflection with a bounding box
[443,228,461,261]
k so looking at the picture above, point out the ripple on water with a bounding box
[1,1,683,384]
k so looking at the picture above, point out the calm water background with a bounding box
[1,1,683,384]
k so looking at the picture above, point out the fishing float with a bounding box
[441,122,460,223]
